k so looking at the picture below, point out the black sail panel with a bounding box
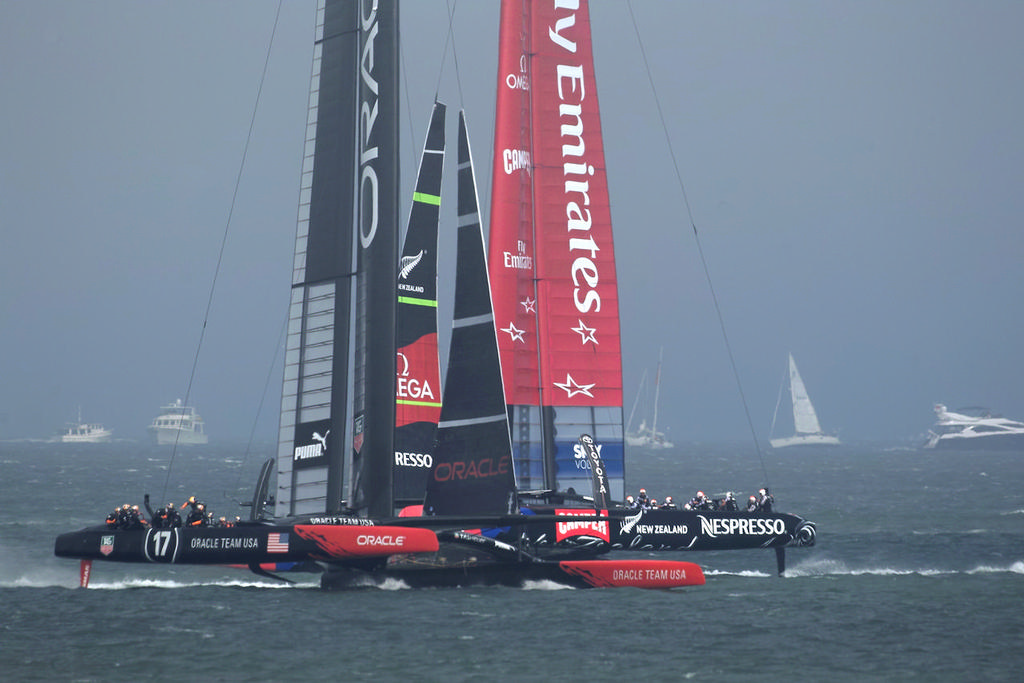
[394,102,446,507]
[276,0,359,517]
[351,0,400,519]
[424,112,516,516]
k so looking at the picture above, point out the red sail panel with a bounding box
[489,0,540,407]
[530,2,621,407]
[489,2,622,410]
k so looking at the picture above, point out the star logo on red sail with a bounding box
[554,374,595,398]
[572,319,598,345]
[501,322,526,343]
[520,297,536,313]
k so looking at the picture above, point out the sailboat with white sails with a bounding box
[769,353,840,448]
[626,348,673,449]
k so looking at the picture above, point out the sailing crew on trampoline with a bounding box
[636,488,650,509]
[747,495,759,512]
[660,496,677,510]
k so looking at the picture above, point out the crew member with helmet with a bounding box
[758,487,774,512]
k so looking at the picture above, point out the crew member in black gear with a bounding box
[758,488,774,512]
[166,503,182,528]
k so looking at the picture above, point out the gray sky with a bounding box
[2,1,1022,443]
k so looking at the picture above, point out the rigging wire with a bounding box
[624,1,771,491]
[227,311,289,506]
[160,0,286,504]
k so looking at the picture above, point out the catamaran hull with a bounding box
[54,523,439,566]
[320,557,705,590]
[55,521,705,589]
[519,507,816,552]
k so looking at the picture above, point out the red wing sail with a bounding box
[488,0,624,496]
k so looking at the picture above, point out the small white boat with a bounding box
[924,404,1024,450]
[769,354,840,448]
[147,399,208,446]
[57,407,112,443]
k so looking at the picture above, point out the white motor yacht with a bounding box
[925,404,1024,450]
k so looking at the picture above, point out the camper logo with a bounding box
[100,535,115,556]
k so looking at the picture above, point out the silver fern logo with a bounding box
[619,511,643,534]
[399,250,425,279]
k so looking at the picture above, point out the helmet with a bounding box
[697,491,705,498]
[666,496,673,503]
[626,495,634,502]
[727,492,734,499]
[759,488,766,496]
[749,495,757,501]
[639,488,647,494]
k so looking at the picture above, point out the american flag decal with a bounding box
[267,532,289,554]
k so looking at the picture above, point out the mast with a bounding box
[488,0,624,499]
[652,347,664,438]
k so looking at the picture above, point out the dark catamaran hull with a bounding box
[56,504,809,587]
[54,518,706,589]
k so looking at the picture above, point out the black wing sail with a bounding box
[276,0,360,517]
[394,102,446,508]
[423,111,516,516]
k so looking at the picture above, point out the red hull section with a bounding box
[559,560,706,588]
[293,525,438,559]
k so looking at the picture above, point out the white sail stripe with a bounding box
[439,413,508,429]
[452,313,492,329]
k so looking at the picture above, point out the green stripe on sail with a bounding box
[398,296,438,307]
[396,399,443,408]
[413,191,441,206]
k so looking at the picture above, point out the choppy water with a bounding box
[2,440,1022,681]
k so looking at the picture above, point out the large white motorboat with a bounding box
[924,404,1024,450]
[147,399,208,445]
[56,407,112,443]
[769,354,840,448]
